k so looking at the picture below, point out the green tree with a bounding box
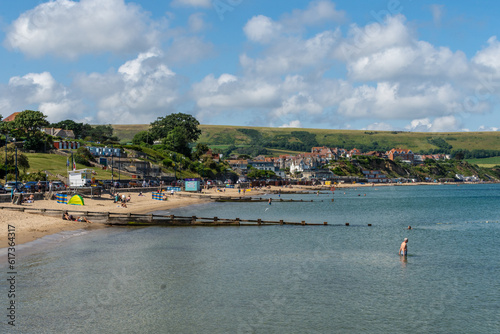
[13,110,50,136]
[150,113,201,142]
[1,143,30,176]
[132,130,154,145]
[163,126,192,157]
[192,143,209,160]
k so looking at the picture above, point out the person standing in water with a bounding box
[399,238,408,256]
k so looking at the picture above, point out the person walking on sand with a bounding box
[399,238,408,256]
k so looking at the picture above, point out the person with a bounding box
[76,216,93,224]
[162,193,168,201]
[268,198,272,205]
[399,238,408,256]
[138,191,144,196]
[171,189,174,196]
[407,226,412,230]
[126,195,131,202]
[121,201,127,208]
[64,213,75,221]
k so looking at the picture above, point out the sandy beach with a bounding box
[0,187,263,248]
[0,181,471,248]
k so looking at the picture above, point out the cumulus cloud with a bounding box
[171,0,212,8]
[75,50,181,124]
[364,122,394,131]
[338,82,461,120]
[4,0,159,59]
[280,120,302,128]
[243,15,282,44]
[1,71,85,122]
[405,116,462,132]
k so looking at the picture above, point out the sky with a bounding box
[0,0,500,132]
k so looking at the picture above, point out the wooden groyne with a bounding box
[0,206,371,227]
[214,197,323,203]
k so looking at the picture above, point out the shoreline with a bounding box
[0,181,492,248]
[0,187,259,248]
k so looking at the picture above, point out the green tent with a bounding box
[68,194,85,206]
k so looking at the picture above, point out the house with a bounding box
[42,128,75,139]
[387,148,415,163]
[2,112,20,122]
[362,170,389,183]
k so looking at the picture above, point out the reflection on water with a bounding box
[1,184,499,333]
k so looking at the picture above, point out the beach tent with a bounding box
[68,194,85,206]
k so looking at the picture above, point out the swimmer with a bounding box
[399,238,408,256]
[407,226,412,230]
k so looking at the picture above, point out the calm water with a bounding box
[1,184,499,333]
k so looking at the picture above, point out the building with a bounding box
[362,170,389,183]
[387,148,415,163]
[53,140,81,150]
[87,146,122,157]
[42,128,76,139]
[2,112,20,122]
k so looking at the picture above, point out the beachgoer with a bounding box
[127,195,131,202]
[64,213,75,221]
[268,198,272,205]
[399,238,408,256]
[138,192,144,196]
[407,226,412,230]
[121,202,127,208]
[171,189,174,196]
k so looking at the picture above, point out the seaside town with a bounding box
[1,2,500,333]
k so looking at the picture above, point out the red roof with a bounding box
[3,112,20,122]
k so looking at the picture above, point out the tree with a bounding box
[150,113,201,143]
[163,126,192,157]
[192,143,209,160]
[1,144,30,176]
[132,131,154,145]
[13,110,50,136]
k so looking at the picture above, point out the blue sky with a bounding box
[1,0,499,132]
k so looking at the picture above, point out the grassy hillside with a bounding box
[25,153,115,180]
[112,124,500,154]
[465,156,500,168]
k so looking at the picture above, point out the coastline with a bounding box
[0,181,489,248]
[0,187,257,248]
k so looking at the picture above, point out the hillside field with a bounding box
[112,124,500,154]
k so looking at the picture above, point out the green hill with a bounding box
[112,124,500,156]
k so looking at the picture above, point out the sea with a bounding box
[1,183,499,333]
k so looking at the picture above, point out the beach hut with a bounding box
[68,194,85,206]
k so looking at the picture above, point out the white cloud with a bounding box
[338,82,461,120]
[273,93,323,118]
[280,120,302,128]
[243,15,282,44]
[4,0,159,59]
[281,0,345,28]
[430,4,444,26]
[405,116,461,132]
[472,36,500,74]
[188,13,208,33]
[75,50,181,124]
[171,0,211,8]
[364,122,394,131]
[477,125,499,131]
[2,71,86,122]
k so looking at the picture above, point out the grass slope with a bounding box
[112,124,500,153]
[25,153,115,180]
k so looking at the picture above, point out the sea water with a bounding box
[1,184,499,333]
